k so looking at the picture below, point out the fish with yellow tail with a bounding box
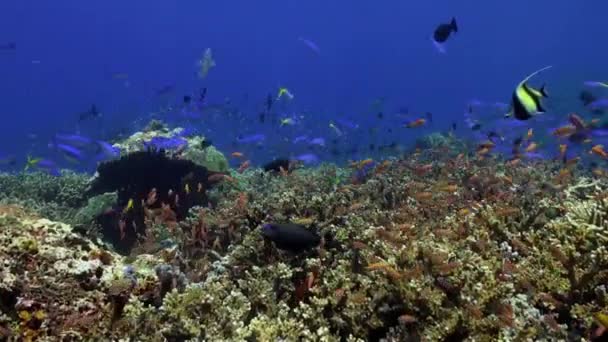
[505,66,552,120]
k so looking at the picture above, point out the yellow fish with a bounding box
[123,198,134,214]
[505,65,552,120]
[184,183,190,194]
[277,87,294,101]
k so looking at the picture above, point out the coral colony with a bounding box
[0,125,607,340]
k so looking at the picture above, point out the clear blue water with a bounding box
[1,1,607,170]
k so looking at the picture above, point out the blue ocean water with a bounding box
[1,1,607,170]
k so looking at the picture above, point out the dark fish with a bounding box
[259,112,265,124]
[369,143,375,151]
[183,95,192,104]
[487,131,502,142]
[263,158,290,173]
[261,223,320,252]
[201,139,212,149]
[155,84,175,96]
[377,112,384,119]
[513,137,523,146]
[471,123,482,131]
[451,122,457,131]
[0,42,16,51]
[580,90,597,106]
[265,93,273,112]
[78,105,101,122]
[199,87,207,102]
[433,17,458,44]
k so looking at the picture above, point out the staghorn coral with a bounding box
[3,141,608,340]
[0,170,89,222]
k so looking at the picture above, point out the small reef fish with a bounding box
[329,122,343,136]
[295,153,319,164]
[237,160,250,173]
[197,48,216,79]
[505,66,552,120]
[588,98,608,111]
[405,118,426,128]
[231,152,245,158]
[277,87,294,101]
[261,223,320,253]
[236,133,266,144]
[552,125,577,138]
[524,142,538,153]
[298,37,321,55]
[123,199,134,213]
[590,144,608,158]
[432,17,458,53]
[78,105,101,122]
[584,81,608,88]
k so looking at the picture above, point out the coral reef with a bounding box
[2,144,608,340]
[0,170,89,223]
[112,120,228,172]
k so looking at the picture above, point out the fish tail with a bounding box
[451,17,458,32]
[540,84,549,97]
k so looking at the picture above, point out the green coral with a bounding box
[0,170,89,222]
[73,192,117,225]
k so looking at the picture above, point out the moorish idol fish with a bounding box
[506,65,552,120]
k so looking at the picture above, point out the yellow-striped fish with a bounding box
[505,66,552,120]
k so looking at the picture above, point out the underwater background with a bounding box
[3,1,608,341]
[0,0,607,167]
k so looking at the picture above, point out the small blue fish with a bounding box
[95,141,120,160]
[144,136,188,150]
[54,133,93,148]
[309,137,326,147]
[298,37,321,55]
[589,99,608,111]
[236,133,266,144]
[295,153,319,164]
[54,143,85,163]
[293,135,309,144]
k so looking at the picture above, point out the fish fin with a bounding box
[520,66,553,85]
[451,17,458,32]
[540,84,549,97]
[537,103,546,113]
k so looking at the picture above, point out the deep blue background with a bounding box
[1,1,607,166]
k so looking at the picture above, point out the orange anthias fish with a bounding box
[591,145,608,158]
[231,152,245,158]
[477,140,496,150]
[405,118,426,128]
[525,128,534,140]
[568,113,586,130]
[552,125,577,138]
[524,142,538,153]
[559,144,567,159]
[238,160,251,173]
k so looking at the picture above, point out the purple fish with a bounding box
[299,37,321,55]
[95,141,120,160]
[309,137,326,147]
[55,133,93,148]
[588,99,608,111]
[144,136,188,150]
[583,81,608,88]
[54,143,85,162]
[293,135,309,144]
[237,133,266,144]
[335,118,359,129]
[295,153,319,164]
